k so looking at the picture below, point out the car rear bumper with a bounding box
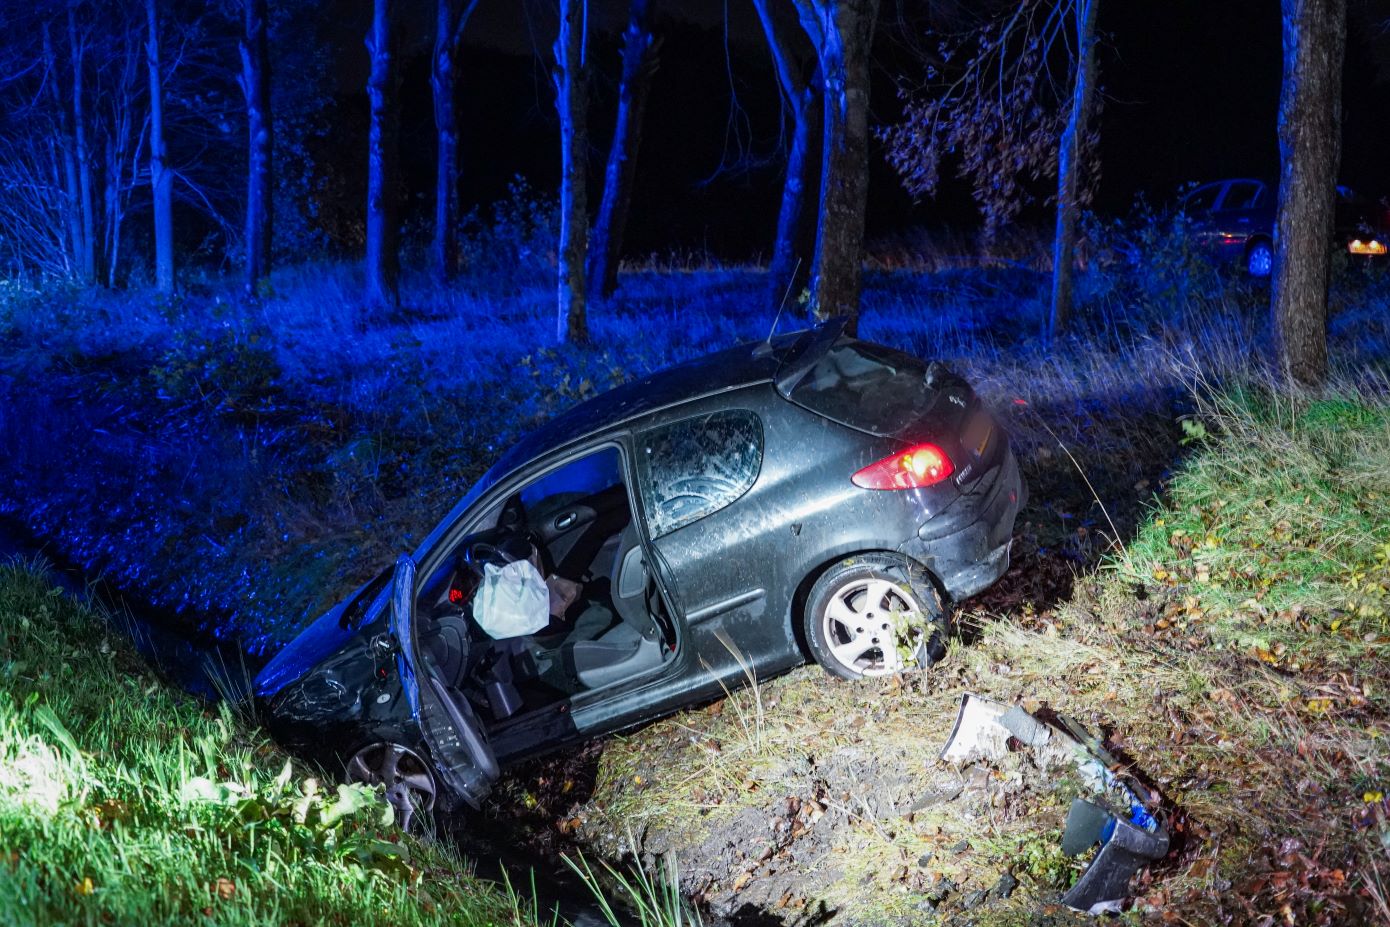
[900,448,1025,601]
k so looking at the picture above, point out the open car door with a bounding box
[389,554,499,809]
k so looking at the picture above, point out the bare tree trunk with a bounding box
[588,0,659,301]
[430,0,479,284]
[145,0,174,294]
[112,112,148,289]
[553,0,589,343]
[43,23,82,276]
[775,83,821,301]
[1048,0,1099,339]
[1272,0,1345,386]
[365,0,400,310]
[753,0,820,304]
[98,16,145,288]
[240,0,273,297]
[793,0,878,334]
[103,133,119,284]
[67,9,97,285]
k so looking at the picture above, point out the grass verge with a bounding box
[0,562,519,926]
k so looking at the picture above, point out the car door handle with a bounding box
[554,512,578,531]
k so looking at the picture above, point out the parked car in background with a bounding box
[1180,178,1390,277]
[252,321,1024,827]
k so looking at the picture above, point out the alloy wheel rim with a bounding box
[821,577,925,677]
[346,742,438,832]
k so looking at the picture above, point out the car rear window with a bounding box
[787,340,932,436]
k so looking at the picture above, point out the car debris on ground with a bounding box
[939,693,1170,914]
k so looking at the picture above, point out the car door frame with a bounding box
[388,553,500,808]
[625,397,807,699]
[413,432,695,764]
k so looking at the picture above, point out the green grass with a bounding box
[1120,381,1390,663]
[0,562,519,927]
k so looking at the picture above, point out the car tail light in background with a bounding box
[853,443,954,490]
[1349,239,1387,256]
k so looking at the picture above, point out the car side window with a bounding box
[638,410,763,539]
[1220,182,1261,211]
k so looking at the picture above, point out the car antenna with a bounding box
[754,258,801,357]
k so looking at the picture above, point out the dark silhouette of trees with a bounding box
[1271,0,1346,385]
[791,0,879,332]
[145,0,175,294]
[883,0,1103,339]
[553,0,589,343]
[753,0,821,303]
[239,0,273,297]
[431,0,479,284]
[587,0,660,302]
[364,0,400,309]
[1047,0,1098,337]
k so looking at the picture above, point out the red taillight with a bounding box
[852,443,954,490]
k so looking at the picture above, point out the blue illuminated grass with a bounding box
[1,246,1388,651]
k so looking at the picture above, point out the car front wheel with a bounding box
[345,740,439,833]
[804,553,946,680]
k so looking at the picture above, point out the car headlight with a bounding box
[1348,239,1387,256]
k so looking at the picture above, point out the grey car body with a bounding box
[254,322,1024,813]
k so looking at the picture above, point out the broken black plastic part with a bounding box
[1061,800,1170,913]
[1062,798,1114,857]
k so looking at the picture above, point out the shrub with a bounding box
[457,177,559,291]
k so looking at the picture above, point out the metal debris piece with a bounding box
[938,693,1011,764]
[938,694,1170,916]
[998,704,1051,748]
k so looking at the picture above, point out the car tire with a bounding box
[1245,239,1273,278]
[344,739,441,834]
[804,553,946,681]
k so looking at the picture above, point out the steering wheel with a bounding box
[462,528,540,572]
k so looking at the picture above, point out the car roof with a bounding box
[410,330,804,563]
[492,336,791,476]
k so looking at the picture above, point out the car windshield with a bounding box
[786,339,933,437]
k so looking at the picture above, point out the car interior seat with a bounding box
[567,521,667,690]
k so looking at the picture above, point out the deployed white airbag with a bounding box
[474,559,550,639]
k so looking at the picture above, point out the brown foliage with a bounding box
[880,0,1102,239]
